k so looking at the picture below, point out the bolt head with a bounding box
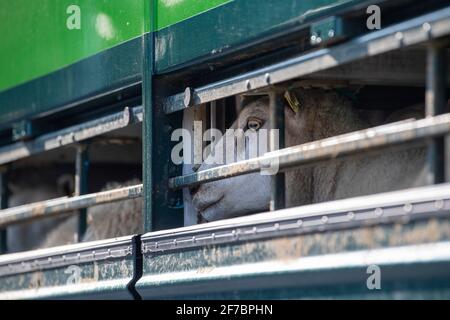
[184,87,194,107]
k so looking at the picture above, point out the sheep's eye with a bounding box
[247,118,262,131]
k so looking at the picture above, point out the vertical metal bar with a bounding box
[269,92,285,211]
[210,101,217,133]
[0,167,9,254]
[75,144,89,241]
[425,41,447,184]
[142,0,155,232]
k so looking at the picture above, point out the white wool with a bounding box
[42,179,142,248]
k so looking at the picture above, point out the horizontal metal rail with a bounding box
[0,236,134,278]
[163,7,450,114]
[142,182,450,254]
[1,182,450,278]
[0,106,143,166]
[137,241,450,299]
[169,113,450,189]
[0,184,143,228]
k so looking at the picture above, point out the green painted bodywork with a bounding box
[154,0,366,73]
[0,0,145,92]
[0,0,373,127]
[0,0,231,93]
[155,0,231,31]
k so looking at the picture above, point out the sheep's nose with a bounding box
[189,185,200,196]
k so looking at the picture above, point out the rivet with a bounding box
[184,87,194,107]
[422,22,431,33]
[347,212,355,220]
[246,80,251,90]
[328,30,335,38]
[375,208,383,216]
[321,216,328,224]
[435,199,444,210]
[395,32,404,41]
[404,203,413,213]
[274,223,280,230]
[297,219,303,226]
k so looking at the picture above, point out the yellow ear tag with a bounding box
[284,90,301,114]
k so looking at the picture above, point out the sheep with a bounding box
[6,169,75,253]
[191,88,428,222]
[42,179,142,248]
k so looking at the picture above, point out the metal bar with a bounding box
[426,41,448,185]
[0,184,143,228]
[137,241,450,299]
[0,235,134,280]
[210,101,217,132]
[0,167,9,254]
[269,92,285,211]
[169,113,450,190]
[163,7,450,114]
[142,182,450,253]
[0,106,143,166]
[4,182,450,278]
[75,144,90,241]
[142,8,155,232]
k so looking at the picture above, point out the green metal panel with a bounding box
[154,0,371,73]
[0,37,143,131]
[0,0,146,93]
[0,236,137,299]
[0,0,232,129]
[0,0,232,93]
[155,0,231,31]
[136,218,450,299]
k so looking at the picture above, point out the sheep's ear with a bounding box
[284,90,301,114]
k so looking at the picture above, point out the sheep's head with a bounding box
[190,88,355,222]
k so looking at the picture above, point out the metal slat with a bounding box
[168,113,450,190]
[136,241,450,299]
[163,7,450,114]
[0,236,136,300]
[75,144,90,241]
[0,106,143,166]
[0,237,133,277]
[0,184,143,228]
[141,183,450,254]
[0,168,9,254]
[269,92,285,211]
[425,41,448,185]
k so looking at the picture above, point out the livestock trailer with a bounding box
[0,0,450,299]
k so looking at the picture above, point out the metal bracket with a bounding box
[11,120,34,142]
[310,16,355,46]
